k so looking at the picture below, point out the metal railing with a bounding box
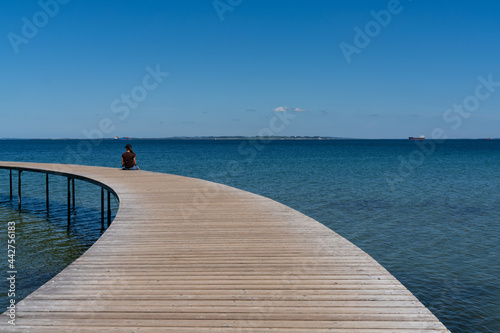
[0,166,117,230]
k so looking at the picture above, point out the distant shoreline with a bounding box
[0,136,498,141]
[0,136,349,141]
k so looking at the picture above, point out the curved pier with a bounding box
[0,162,449,332]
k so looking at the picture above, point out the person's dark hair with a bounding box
[125,144,135,155]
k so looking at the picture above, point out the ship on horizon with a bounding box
[409,135,425,140]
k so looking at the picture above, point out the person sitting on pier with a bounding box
[121,144,140,170]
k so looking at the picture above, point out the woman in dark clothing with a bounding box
[121,144,140,170]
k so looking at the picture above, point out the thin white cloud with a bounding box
[273,106,291,112]
[274,106,308,113]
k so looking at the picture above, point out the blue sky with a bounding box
[1,0,499,139]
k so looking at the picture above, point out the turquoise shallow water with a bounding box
[0,139,499,332]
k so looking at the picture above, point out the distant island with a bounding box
[128,136,348,140]
[1,136,497,140]
[1,136,347,140]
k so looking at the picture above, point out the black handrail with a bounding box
[0,165,117,230]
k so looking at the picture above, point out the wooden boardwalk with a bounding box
[0,162,450,332]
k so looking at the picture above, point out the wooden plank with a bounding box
[0,162,450,332]
[7,328,450,333]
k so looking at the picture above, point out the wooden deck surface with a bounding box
[0,162,450,332]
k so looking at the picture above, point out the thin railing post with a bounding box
[46,173,49,212]
[107,191,111,227]
[67,177,71,228]
[101,187,105,230]
[18,171,22,210]
[72,178,75,210]
[9,170,13,200]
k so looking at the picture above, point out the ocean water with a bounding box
[0,139,499,333]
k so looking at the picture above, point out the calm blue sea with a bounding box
[0,139,499,332]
